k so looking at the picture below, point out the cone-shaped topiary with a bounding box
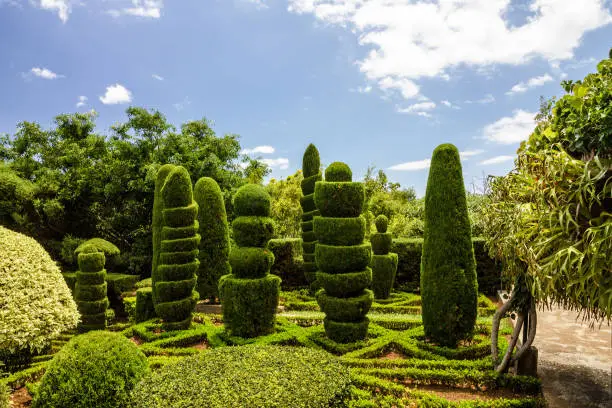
[219,184,281,337]
[194,177,231,302]
[370,215,398,300]
[300,144,322,287]
[154,166,200,331]
[75,245,109,332]
[314,162,373,343]
[421,143,478,347]
[151,164,177,306]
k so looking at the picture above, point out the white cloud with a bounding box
[262,157,289,170]
[152,74,164,81]
[480,155,515,165]
[506,73,554,95]
[109,0,163,19]
[29,67,63,79]
[173,96,191,111]
[483,110,536,144]
[460,149,485,159]
[377,76,420,99]
[352,85,372,93]
[99,84,132,105]
[39,0,70,23]
[441,100,461,109]
[465,94,495,104]
[287,0,612,100]
[396,101,436,116]
[241,145,275,155]
[388,158,431,171]
[76,95,87,108]
[242,0,268,9]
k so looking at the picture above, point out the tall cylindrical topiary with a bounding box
[300,144,322,287]
[194,177,231,302]
[151,164,177,306]
[154,166,200,331]
[219,184,281,338]
[75,245,109,332]
[314,162,373,343]
[421,143,478,347]
[370,215,398,299]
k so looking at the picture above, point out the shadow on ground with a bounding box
[539,361,611,408]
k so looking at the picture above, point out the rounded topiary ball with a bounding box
[233,184,271,216]
[33,331,149,408]
[325,162,352,182]
[375,215,389,233]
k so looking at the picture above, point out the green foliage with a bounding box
[318,269,373,297]
[232,216,275,246]
[314,215,366,246]
[233,183,272,216]
[32,331,148,408]
[75,238,120,257]
[0,159,34,228]
[59,234,85,266]
[268,238,306,289]
[0,382,8,408]
[375,215,388,233]
[326,161,353,182]
[229,247,275,278]
[131,345,351,408]
[371,254,398,299]
[315,182,366,218]
[370,233,392,255]
[316,243,372,274]
[421,144,478,347]
[155,166,200,330]
[267,171,304,238]
[0,226,79,358]
[302,143,321,178]
[135,288,155,322]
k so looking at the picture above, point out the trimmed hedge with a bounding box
[318,269,372,297]
[369,215,398,300]
[75,246,108,331]
[314,182,365,218]
[221,183,280,337]
[232,216,275,247]
[194,177,231,302]
[325,161,352,182]
[315,243,372,274]
[75,238,120,257]
[135,287,156,322]
[302,143,321,177]
[154,166,200,331]
[130,345,351,408]
[300,144,322,287]
[323,317,370,344]
[32,331,148,408]
[314,215,366,246]
[268,238,306,289]
[421,144,478,347]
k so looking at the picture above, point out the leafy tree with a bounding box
[267,171,303,238]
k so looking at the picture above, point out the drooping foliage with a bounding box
[300,144,322,286]
[220,184,281,337]
[483,52,612,322]
[370,215,398,299]
[314,162,373,343]
[75,245,109,332]
[154,166,200,331]
[421,144,478,347]
[194,177,231,302]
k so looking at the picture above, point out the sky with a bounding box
[0,0,611,196]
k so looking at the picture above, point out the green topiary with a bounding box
[302,143,321,178]
[135,287,156,322]
[220,184,281,337]
[74,238,120,257]
[154,166,200,331]
[0,226,79,367]
[300,144,323,287]
[421,143,478,347]
[75,246,109,332]
[314,162,373,342]
[194,177,231,302]
[325,161,352,182]
[370,215,398,299]
[267,238,306,289]
[130,345,350,408]
[375,214,388,233]
[32,331,148,408]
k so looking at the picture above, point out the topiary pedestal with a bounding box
[370,215,398,299]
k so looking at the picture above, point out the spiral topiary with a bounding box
[300,144,322,287]
[314,162,373,343]
[154,166,200,331]
[370,215,398,300]
[421,143,478,347]
[219,184,281,337]
[75,245,109,332]
[194,177,231,302]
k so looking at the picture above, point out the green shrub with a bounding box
[314,215,366,246]
[0,226,79,362]
[370,234,392,255]
[232,216,275,246]
[32,331,148,408]
[472,238,503,295]
[369,215,398,300]
[318,269,372,297]
[75,238,120,257]
[60,234,86,266]
[268,238,306,289]
[316,243,372,274]
[154,166,200,331]
[301,144,322,287]
[0,382,8,408]
[375,215,388,233]
[135,288,155,322]
[221,184,281,337]
[421,144,478,347]
[131,345,350,408]
[302,143,321,177]
[194,177,231,301]
[314,182,365,217]
[325,162,352,182]
[75,247,108,332]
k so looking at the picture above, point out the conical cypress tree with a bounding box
[421,143,478,347]
[194,177,231,302]
[300,144,322,287]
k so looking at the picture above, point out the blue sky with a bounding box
[1,0,611,196]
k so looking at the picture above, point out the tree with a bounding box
[267,171,303,238]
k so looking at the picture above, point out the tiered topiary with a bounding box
[370,215,398,299]
[219,184,281,337]
[314,162,373,343]
[154,166,200,331]
[421,143,478,347]
[194,177,231,302]
[300,144,322,287]
[75,245,109,332]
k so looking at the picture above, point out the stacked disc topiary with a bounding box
[219,184,281,337]
[370,215,398,299]
[154,166,201,331]
[75,245,109,332]
[194,177,231,302]
[300,144,322,287]
[314,162,373,343]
